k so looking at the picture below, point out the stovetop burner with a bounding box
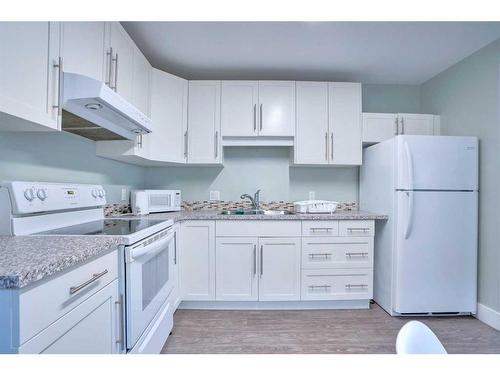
[36,218,167,236]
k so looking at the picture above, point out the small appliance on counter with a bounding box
[293,200,338,213]
[131,190,181,215]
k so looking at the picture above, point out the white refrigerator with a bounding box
[360,135,478,315]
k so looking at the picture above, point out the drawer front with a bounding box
[301,269,373,301]
[216,220,301,237]
[338,220,374,237]
[18,249,119,345]
[302,237,373,269]
[302,221,339,236]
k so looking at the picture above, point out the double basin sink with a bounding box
[219,209,294,216]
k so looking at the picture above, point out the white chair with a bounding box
[396,321,447,354]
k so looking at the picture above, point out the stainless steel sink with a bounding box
[219,209,294,216]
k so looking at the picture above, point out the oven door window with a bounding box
[141,247,169,310]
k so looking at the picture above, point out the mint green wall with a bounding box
[0,132,145,203]
[362,84,421,113]
[421,39,500,313]
[146,147,359,202]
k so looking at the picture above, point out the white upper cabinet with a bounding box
[329,82,362,165]
[258,81,296,137]
[148,69,188,163]
[61,22,107,82]
[0,22,61,131]
[131,44,151,116]
[221,81,258,137]
[362,113,440,144]
[187,81,222,164]
[108,22,135,104]
[220,80,295,138]
[294,82,329,165]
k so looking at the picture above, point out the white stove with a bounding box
[0,181,177,354]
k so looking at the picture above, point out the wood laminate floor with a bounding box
[161,303,500,354]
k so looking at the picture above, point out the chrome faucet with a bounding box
[240,189,261,209]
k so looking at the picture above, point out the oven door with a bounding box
[125,228,175,349]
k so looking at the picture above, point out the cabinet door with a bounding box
[0,22,60,131]
[329,82,362,165]
[61,22,106,82]
[180,221,216,300]
[187,81,221,164]
[294,82,329,164]
[19,279,121,354]
[258,81,295,136]
[258,238,301,301]
[109,22,134,103]
[131,44,151,116]
[148,69,188,163]
[216,237,259,301]
[399,113,435,135]
[362,113,398,143]
[221,81,258,137]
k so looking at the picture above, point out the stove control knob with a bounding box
[24,188,35,202]
[100,189,106,197]
[98,190,105,198]
[36,189,47,201]
[91,189,98,198]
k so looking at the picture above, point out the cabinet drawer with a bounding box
[216,220,301,237]
[301,221,339,236]
[302,237,373,269]
[338,220,374,236]
[18,250,119,345]
[301,269,373,301]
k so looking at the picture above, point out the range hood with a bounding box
[62,72,152,141]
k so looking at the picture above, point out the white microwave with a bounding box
[131,190,181,215]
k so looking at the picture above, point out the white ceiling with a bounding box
[122,22,500,84]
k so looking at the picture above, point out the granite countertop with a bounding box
[0,235,124,289]
[124,209,389,222]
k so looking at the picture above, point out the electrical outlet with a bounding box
[309,191,315,200]
[121,188,127,201]
[210,190,220,201]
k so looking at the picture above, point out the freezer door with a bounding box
[394,191,478,314]
[396,136,478,191]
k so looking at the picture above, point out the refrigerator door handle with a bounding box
[404,191,414,239]
[404,141,414,190]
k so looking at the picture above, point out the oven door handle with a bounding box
[127,232,175,262]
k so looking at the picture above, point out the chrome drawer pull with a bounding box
[347,228,370,232]
[345,284,368,289]
[309,284,331,290]
[346,252,369,258]
[310,227,332,232]
[309,253,331,259]
[69,269,108,295]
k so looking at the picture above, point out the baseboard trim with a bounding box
[475,303,500,331]
[179,299,370,310]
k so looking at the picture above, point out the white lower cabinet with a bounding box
[258,238,301,301]
[180,221,216,300]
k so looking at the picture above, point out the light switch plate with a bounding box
[210,190,220,201]
[309,191,315,200]
[121,188,127,201]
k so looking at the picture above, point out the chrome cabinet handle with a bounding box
[310,227,332,232]
[395,117,399,135]
[184,131,188,159]
[346,284,368,289]
[260,245,263,276]
[112,53,119,92]
[106,47,113,86]
[52,57,63,118]
[69,269,108,295]
[115,294,124,351]
[253,104,257,132]
[174,232,177,265]
[214,131,219,159]
[137,134,143,149]
[401,117,405,134]
[346,252,368,257]
[259,104,263,131]
[309,253,331,259]
[325,132,328,160]
[309,284,331,290]
[253,244,257,276]
[347,228,370,232]
[330,133,334,160]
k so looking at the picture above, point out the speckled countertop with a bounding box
[122,209,388,222]
[0,235,123,289]
[0,209,387,290]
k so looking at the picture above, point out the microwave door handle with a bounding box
[128,232,175,261]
